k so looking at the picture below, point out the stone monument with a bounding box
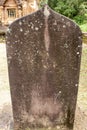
[6,5,82,130]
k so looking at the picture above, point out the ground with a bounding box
[0,44,13,130]
[0,43,87,130]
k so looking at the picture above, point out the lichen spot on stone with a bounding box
[78,45,81,48]
[56,126,61,129]
[35,27,39,31]
[59,91,61,94]
[62,18,64,21]
[63,25,66,28]
[44,5,50,17]
[66,22,71,27]
[53,21,57,25]
[75,84,78,87]
[20,28,23,32]
[64,43,68,48]
[78,36,81,39]
[7,28,11,33]
[77,52,80,55]
[19,21,22,26]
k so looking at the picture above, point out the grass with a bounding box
[83,35,87,44]
[79,23,87,32]
[0,43,10,91]
[0,35,5,43]
[79,22,87,45]
[77,44,87,110]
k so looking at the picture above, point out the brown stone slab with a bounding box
[6,5,82,130]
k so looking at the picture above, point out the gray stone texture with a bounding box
[6,5,82,130]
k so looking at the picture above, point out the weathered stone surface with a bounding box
[6,5,82,130]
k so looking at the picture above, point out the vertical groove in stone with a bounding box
[44,5,50,52]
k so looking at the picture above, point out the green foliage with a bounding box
[39,0,87,25]
[39,0,48,7]
[80,23,87,32]
[73,15,86,24]
[48,0,87,24]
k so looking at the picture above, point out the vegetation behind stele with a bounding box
[0,0,87,43]
[40,0,87,32]
[0,35,5,43]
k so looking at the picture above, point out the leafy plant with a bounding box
[39,0,48,7]
[48,0,87,24]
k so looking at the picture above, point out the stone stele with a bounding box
[6,5,82,130]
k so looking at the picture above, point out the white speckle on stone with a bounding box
[53,63,56,68]
[27,30,30,33]
[31,25,34,29]
[35,27,39,31]
[75,84,78,87]
[77,52,80,55]
[28,24,30,27]
[62,18,64,21]
[14,52,17,56]
[78,36,81,39]
[24,30,29,35]
[56,125,60,129]
[8,56,12,60]
[24,52,27,55]
[63,25,66,28]
[64,43,68,48]
[15,50,18,52]
[66,22,71,26]
[7,41,10,44]
[15,35,18,38]
[43,65,47,69]
[22,19,24,22]
[19,21,22,25]
[78,45,81,48]
[35,20,37,22]
[31,59,34,62]
[47,52,49,57]
[37,50,39,53]
[15,41,18,43]
[40,23,43,26]
[53,21,57,25]
[19,59,22,64]
[59,91,61,94]
[20,28,23,32]
[24,33,27,35]
[7,28,11,33]
[44,5,50,17]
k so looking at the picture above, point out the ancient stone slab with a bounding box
[6,5,82,130]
